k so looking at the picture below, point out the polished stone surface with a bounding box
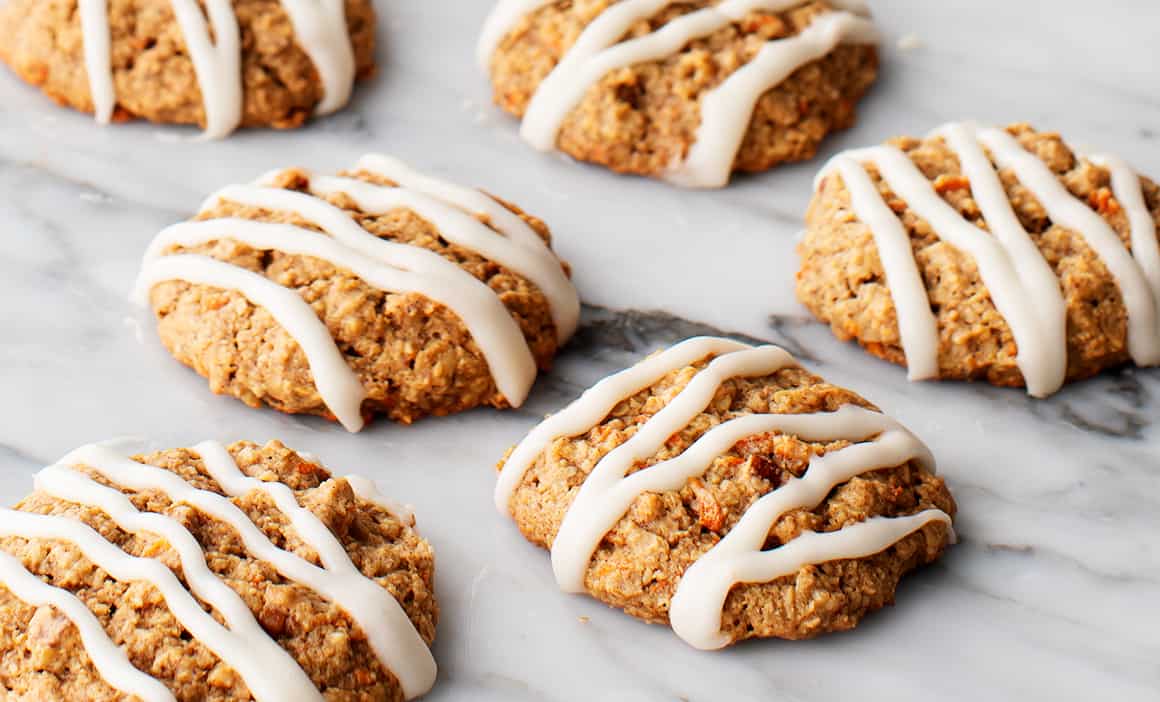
[0,1,1157,699]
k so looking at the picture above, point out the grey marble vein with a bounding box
[0,1,1156,701]
[571,304,770,355]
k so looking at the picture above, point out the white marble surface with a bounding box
[0,0,1158,700]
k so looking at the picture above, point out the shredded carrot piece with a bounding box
[933,174,971,194]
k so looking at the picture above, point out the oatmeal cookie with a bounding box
[0,439,437,700]
[478,0,880,187]
[496,336,955,648]
[797,122,1160,396]
[0,0,377,137]
[133,154,579,432]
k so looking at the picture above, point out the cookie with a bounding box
[797,122,1160,396]
[496,336,955,648]
[0,0,377,138]
[133,154,579,432]
[0,439,437,700]
[478,0,879,188]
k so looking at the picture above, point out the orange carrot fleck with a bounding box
[1088,187,1121,216]
[933,175,971,194]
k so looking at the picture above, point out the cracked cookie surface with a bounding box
[138,158,577,430]
[0,440,437,701]
[498,338,955,646]
[798,123,1160,393]
[0,0,376,132]
[482,0,879,186]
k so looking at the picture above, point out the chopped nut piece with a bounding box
[688,477,726,533]
[745,454,784,486]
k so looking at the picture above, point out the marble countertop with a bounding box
[1,1,1158,700]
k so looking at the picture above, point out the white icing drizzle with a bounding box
[290,450,418,527]
[190,441,437,698]
[552,403,929,590]
[133,252,369,432]
[31,463,322,702]
[343,474,417,527]
[672,510,949,648]
[976,128,1160,365]
[167,0,243,138]
[477,0,871,70]
[934,123,1067,395]
[14,441,439,700]
[818,156,940,381]
[0,509,315,698]
[477,0,554,70]
[497,338,953,648]
[816,122,1160,392]
[667,10,878,188]
[477,0,878,188]
[549,343,801,590]
[355,154,547,250]
[352,154,580,342]
[134,156,577,430]
[77,0,354,138]
[665,413,939,648]
[1087,154,1160,314]
[825,135,1066,395]
[197,185,510,285]
[276,0,357,116]
[307,173,579,344]
[79,0,114,123]
[495,336,754,510]
[0,549,175,702]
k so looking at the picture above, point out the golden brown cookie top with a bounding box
[497,337,955,648]
[479,0,879,187]
[798,122,1160,394]
[134,155,579,431]
[0,0,377,137]
[0,440,437,701]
